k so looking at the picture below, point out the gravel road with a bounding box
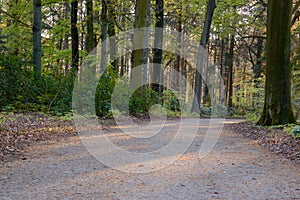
[0,119,299,199]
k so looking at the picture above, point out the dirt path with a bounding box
[0,119,299,199]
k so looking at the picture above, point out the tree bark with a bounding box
[258,0,296,125]
[130,0,150,89]
[174,6,182,90]
[227,35,234,108]
[33,0,42,80]
[86,0,95,53]
[101,0,108,73]
[219,38,225,104]
[71,0,79,72]
[152,0,164,95]
[252,36,264,107]
[191,0,216,113]
[63,2,70,75]
[107,0,118,71]
[254,37,263,84]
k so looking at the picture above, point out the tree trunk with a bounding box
[254,37,263,86]
[258,0,296,125]
[71,0,79,72]
[191,0,216,113]
[174,7,182,90]
[152,0,164,95]
[86,0,95,53]
[227,35,234,108]
[253,36,264,107]
[219,38,225,104]
[63,2,70,75]
[120,55,125,77]
[130,0,150,89]
[101,0,108,73]
[33,0,42,80]
[107,0,118,71]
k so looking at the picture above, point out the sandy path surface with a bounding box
[0,119,299,199]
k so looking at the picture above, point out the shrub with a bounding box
[162,89,181,112]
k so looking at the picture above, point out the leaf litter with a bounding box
[227,122,300,166]
[0,112,299,167]
[0,112,76,162]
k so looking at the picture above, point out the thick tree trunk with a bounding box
[71,0,79,72]
[191,0,216,113]
[152,0,164,95]
[33,0,42,80]
[130,0,150,113]
[130,0,150,89]
[258,0,296,125]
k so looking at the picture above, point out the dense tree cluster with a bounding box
[0,0,299,124]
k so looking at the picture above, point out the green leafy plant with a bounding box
[291,126,300,138]
[285,124,300,139]
[95,65,118,117]
[162,89,181,112]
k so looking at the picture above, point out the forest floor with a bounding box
[0,112,299,199]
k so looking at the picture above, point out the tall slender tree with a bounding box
[101,0,108,72]
[107,0,118,70]
[227,34,234,108]
[33,0,42,80]
[71,0,79,72]
[152,0,164,95]
[258,0,296,125]
[86,0,95,53]
[174,1,182,89]
[192,0,216,113]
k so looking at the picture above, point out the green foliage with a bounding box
[129,87,158,115]
[213,0,249,37]
[95,65,118,117]
[291,126,300,139]
[0,52,73,114]
[0,54,34,107]
[233,74,265,122]
[283,124,300,139]
[0,114,7,124]
[95,72,187,118]
[265,124,300,139]
[162,90,181,112]
[58,112,74,121]
[201,105,212,116]
[0,0,297,121]
[212,104,228,116]
[200,104,228,117]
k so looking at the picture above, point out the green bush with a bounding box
[212,104,228,116]
[201,106,212,116]
[95,65,118,117]
[0,55,33,107]
[0,54,74,115]
[200,104,228,117]
[162,89,181,112]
